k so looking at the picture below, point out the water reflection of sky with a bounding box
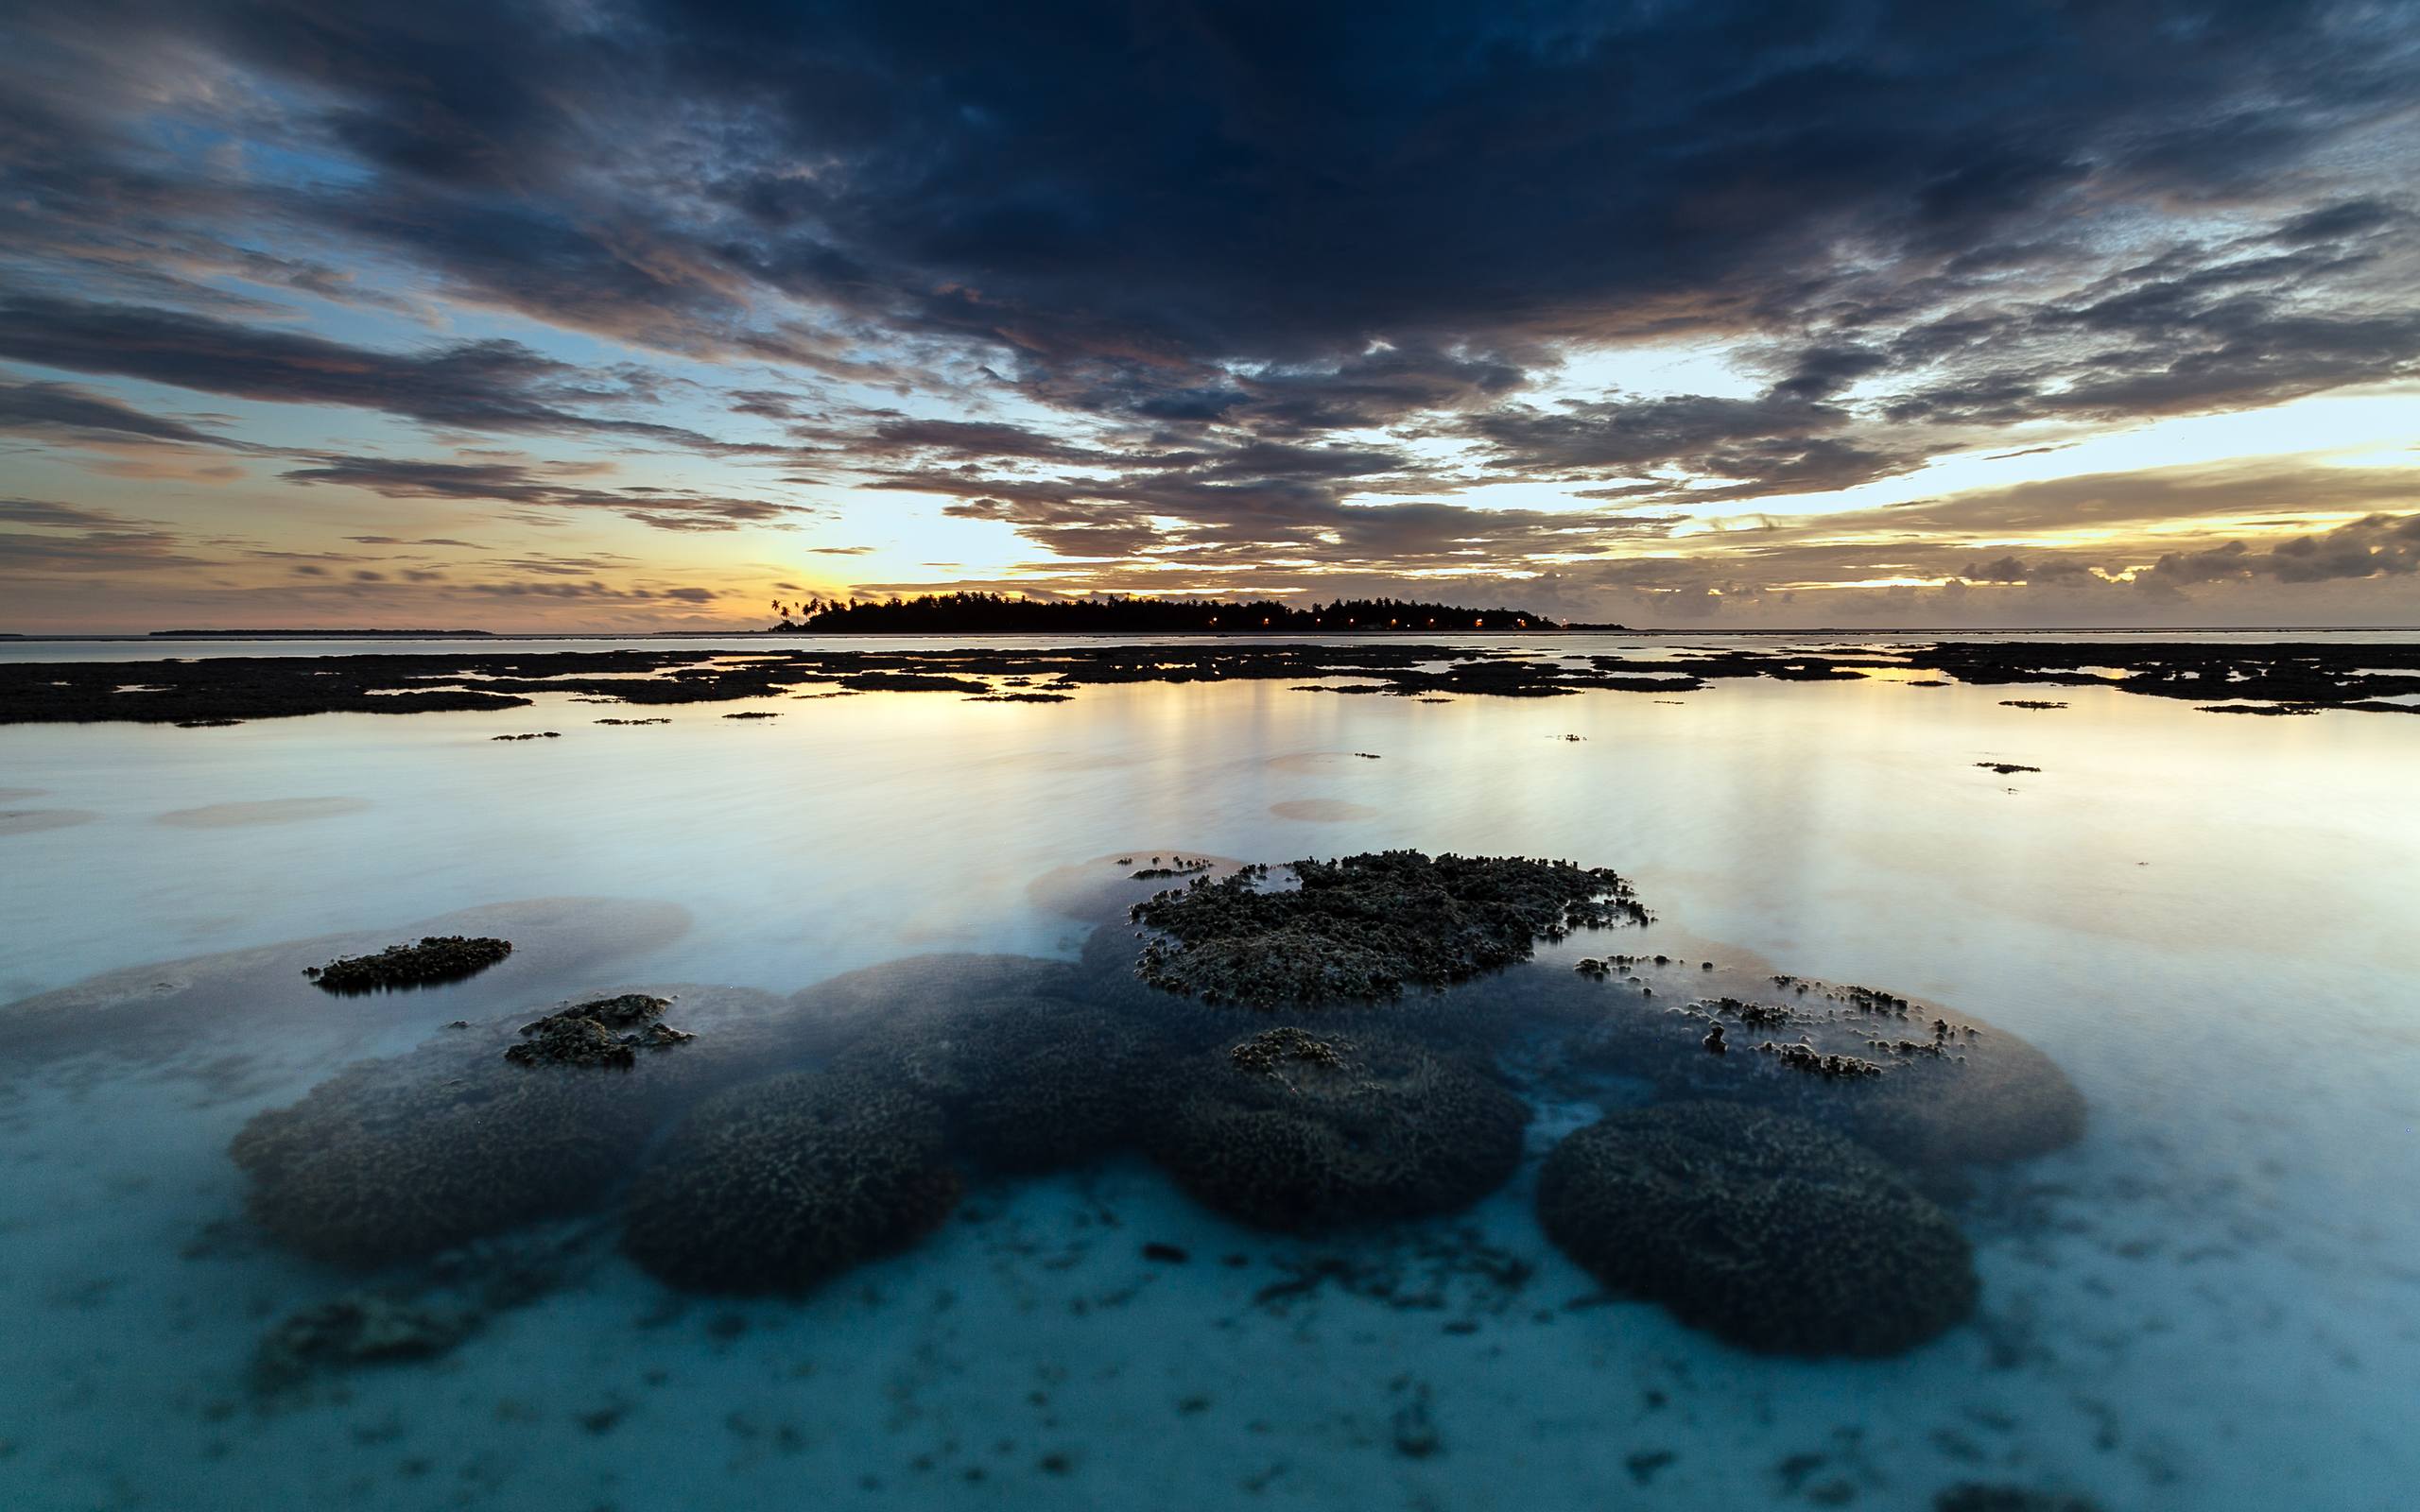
[2,646,2415,1511]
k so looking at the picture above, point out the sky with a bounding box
[1,1,2416,633]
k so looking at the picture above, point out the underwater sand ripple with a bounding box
[155,796,373,828]
[0,808,98,835]
[1270,799,1382,821]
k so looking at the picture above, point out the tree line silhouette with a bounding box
[765,592,1607,633]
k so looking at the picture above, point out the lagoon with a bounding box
[2,631,2415,1511]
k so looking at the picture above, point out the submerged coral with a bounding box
[1537,1102,1978,1357]
[1147,1029,1529,1230]
[783,954,1093,1062]
[226,1001,740,1266]
[232,1047,662,1267]
[834,991,1169,1173]
[302,935,512,991]
[621,1070,963,1294]
[1128,850,1649,1007]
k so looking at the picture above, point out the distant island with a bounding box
[768,592,1615,634]
[147,628,497,638]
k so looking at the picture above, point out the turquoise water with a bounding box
[2,634,2414,1510]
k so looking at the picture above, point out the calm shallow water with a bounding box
[2,633,2415,1510]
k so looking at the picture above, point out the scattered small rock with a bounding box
[505,993,692,1069]
[252,1294,471,1391]
[304,936,512,992]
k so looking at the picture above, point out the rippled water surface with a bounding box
[2,632,2414,1511]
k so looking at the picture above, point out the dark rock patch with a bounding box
[1128,850,1649,1008]
[10,638,2416,724]
[304,936,512,993]
[506,993,694,1069]
[1229,1026,1350,1076]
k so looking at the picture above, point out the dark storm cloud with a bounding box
[463,580,722,603]
[917,462,1680,570]
[2,0,2417,615]
[0,497,212,574]
[0,530,213,573]
[0,379,253,451]
[0,498,133,530]
[2147,512,2420,586]
[14,4,2415,389]
[0,296,738,449]
[281,456,810,532]
[1463,391,1932,504]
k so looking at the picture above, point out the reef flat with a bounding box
[158,853,2083,1373]
[6,638,2414,724]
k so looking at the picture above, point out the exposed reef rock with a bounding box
[1128,850,1649,1008]
[10,638,2415,724]
[1,899,694,1076]
[303,935,511,992]
[1229,1025,1350,1075]
[1759,1041,1888,1078]
[838,671,989,694]
[621,1070,963,1294]
[1147,1029,1529,1230]
[506,993,694,1068]
[1513,966,2085,1169]
[1537,1103,1978,1357]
